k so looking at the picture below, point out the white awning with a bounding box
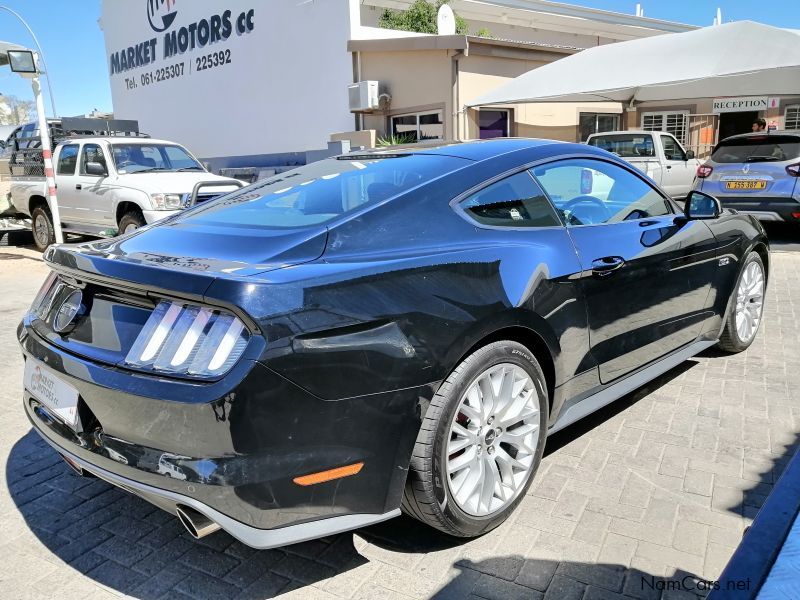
[468,21,800,106]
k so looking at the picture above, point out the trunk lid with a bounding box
[36,222,327,366]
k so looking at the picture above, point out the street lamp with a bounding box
[6,47,63,244]
[0,5,57,117]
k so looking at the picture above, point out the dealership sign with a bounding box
[109,1,255,84]
[712,96,780,113]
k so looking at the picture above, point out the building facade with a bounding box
[99,1,797,170]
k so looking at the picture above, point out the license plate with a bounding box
[24,359,79,428]
[724,180,767,190]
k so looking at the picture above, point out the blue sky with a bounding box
[0,0,797,118]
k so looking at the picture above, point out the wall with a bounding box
[99,0,357,162]
[358,49,453,139]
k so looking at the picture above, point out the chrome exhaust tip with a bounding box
[176,505,221,539]
[60,453,85,477]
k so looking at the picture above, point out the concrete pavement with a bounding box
[0,245,798,600]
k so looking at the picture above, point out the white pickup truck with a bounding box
[586,130,702,199]
[9,136,242,250]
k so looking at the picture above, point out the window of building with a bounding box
[459,171,560,228]
[578,113,620,142]
[80,144,108,176]
[531,158,671,227]
[390,110,444,142]
[479,109,510,139]
[57,144,79,175]
[641,111,689,145]
[785,106,800,131]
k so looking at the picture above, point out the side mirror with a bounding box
[85,161,107,177]
[684,190,721,219]
[685,150,695,160]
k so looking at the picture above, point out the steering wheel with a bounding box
[562,195,611,225]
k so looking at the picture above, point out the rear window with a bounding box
[587,134,655,158]
[711,135,800,164]
[177,154,466,229]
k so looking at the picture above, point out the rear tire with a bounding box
[31,205,55,251]
[118,210,145,235]
[402,341,548,537]
[717,251,765,353]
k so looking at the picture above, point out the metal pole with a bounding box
[0,5,57,116]
[31,75,62,243]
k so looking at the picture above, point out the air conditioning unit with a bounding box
[348,81,380,112]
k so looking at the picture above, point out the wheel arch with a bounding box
[28,194,49,215]
[116,200,145,225]
[447,319,558,414]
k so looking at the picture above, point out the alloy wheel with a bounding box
[446,363,540,517]
[734,260,764,343]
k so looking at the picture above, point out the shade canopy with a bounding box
[468,21,800,106]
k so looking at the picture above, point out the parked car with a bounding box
[21,138,768,549]
[694,131,800,223]
[586,130,702,199]
[9,136,242,250]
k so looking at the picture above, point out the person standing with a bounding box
[752,118,767,132]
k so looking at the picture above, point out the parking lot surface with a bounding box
[1,244,798,600]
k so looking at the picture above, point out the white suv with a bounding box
[10,136,242,250]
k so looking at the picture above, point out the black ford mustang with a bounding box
[20,139,768,548]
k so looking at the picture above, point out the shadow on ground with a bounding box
[7,358,790,599]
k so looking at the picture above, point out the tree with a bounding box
[379,0,469,35]
[0,94,35,125]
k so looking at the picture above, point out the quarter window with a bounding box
[460,171,560,228]
[531,159,671,227]
[80,144,108,175]
[57,144,79,175]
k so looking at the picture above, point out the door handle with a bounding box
[591,256,626,276]
[75,184,82,190]
[666,165,672,169]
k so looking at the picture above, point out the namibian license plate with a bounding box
[24,358,79,428]
[724,180,767,190]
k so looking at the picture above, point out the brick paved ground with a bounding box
[0,246,798,600]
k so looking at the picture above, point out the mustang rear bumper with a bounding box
[31,429,399,548]
[20,322,428,547]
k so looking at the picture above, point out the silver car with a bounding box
[694,131,800,223]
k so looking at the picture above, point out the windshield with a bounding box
[711,135,800,164]
[587,134,655,158]
[111,143,204,173]
[174,154,467,229]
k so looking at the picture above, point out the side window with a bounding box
[661,135,685,161]
[531,159,671,227]
[57,144,79,175]
[80,144,108,175]
[459,171,561,228]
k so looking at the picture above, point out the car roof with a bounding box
[61,137,178,145]
[719,130,800,143]
[340,138,568,162]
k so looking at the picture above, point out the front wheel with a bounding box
[31,206,55,251]
[118,210,146,235]
[717,251,766,353]
[402,341,548,537]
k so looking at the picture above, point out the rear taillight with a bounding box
[696,164,714,178]
[786,163,800,177]
[125,301,250,377]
